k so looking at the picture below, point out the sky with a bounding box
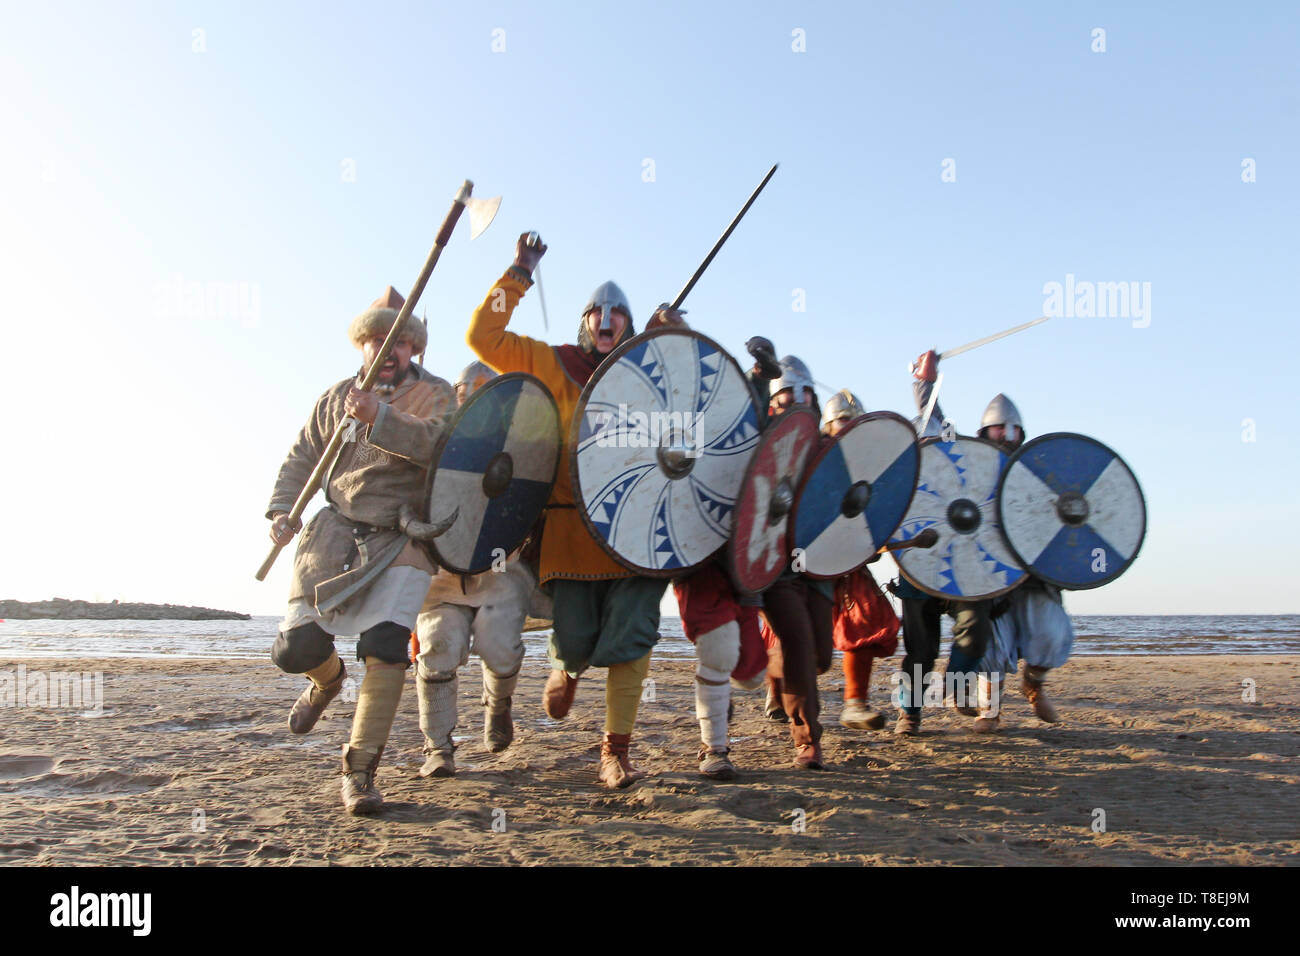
[1,1,1296,616]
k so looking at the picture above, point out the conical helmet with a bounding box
[456,360,496,389]
[821,388,865,433]
[770,355,814,400]
[980,393,1024,432]
[577,280,635,352]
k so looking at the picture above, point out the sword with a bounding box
[919,371,944,436]
[909,316,1051,374]
[669,163,778,310]
[940,315,1050,361]
[528,234,551,331]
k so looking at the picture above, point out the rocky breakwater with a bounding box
[0,598,250,621]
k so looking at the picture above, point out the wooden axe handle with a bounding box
[256,181,473,581]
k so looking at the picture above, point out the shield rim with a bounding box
[995,430,1146,591]
[726,404,821,596]
[893,433,1027,601]
[788,410,921,581]
[424,371,561,574]
[569,326,761,578]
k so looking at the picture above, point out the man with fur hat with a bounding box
[466,233,682,789]
[267,286,455,813]
[412,361,541,777]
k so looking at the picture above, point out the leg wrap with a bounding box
[357,621,414,666]
[978,673,1002,717]
[305,650,344,689]
[271,621,335,674]
[348,658,407,756]
[605,653,651,736]
[417,670,459,753]
[694,624,738,750]
[481,662,519,714]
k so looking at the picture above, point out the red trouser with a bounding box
[673,562,767,682]
[761,578,833,748]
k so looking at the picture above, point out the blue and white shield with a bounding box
[891,436,1026,600]
[426,373,560,574]
[573,328,761,576]
[997,432,1145,589]
[790,412,920,579]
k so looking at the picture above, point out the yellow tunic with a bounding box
[466,271,631,585]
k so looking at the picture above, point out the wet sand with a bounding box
[0,654,1296,865]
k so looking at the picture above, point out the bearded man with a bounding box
[267,286,455,813]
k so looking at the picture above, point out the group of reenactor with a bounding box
[265,234,1079,814]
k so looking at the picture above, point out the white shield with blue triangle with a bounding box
[572,328,761,576]
[890,435,1026,600]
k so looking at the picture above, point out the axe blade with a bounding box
[465,195,501,240]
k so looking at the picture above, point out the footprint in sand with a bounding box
[1,768,171,797]
[138,713,260,732]
[0,755,55,780]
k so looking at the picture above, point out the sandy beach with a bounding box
[1,653,1296,866]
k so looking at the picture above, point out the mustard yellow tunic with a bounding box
[466,271,631,585]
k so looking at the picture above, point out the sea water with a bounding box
[1,615,1297,661]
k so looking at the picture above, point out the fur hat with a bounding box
[347,285,428,353]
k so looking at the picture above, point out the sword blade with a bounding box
[920,372,944,435]
[534,262,550,331]
[939,315,1050,361]
[670,163,778,310]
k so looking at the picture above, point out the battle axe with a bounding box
[255,179,501,581]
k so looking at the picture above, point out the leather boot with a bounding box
[698,745,737,781]
[543,669,579,720]
[1022,667,1060,723]
[598,732,645,789]
[483,691,514,753]
[482,665,518,752]
[764,676,788,722]
[340,744,384,815]
[288,660,347,734]
[794,742,826,770]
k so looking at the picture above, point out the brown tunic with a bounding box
[267,365,455,613]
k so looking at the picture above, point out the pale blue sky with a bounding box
[1,1,1296,615]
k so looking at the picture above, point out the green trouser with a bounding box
[948,599,993,672]
[548,576,668,673]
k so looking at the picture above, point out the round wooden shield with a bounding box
[425,373,560,574]
[727,406,821,595]
[572,328,761,576]
[789,412,920,579]
[997,432,1146,590]
[891,435,1026,600]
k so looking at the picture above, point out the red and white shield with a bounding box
[727,406,820,595]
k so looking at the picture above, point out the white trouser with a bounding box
[415,560,534,680]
